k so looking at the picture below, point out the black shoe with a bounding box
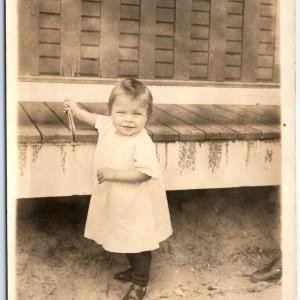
[122,284,147,300]
[114,268,133,283]
[250,256,282,283]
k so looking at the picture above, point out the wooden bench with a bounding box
[18,102,281,198]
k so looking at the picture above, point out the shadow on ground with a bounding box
[16,186,281,299]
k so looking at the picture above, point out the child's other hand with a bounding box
[97,168,115,183]
[63,99,80,116]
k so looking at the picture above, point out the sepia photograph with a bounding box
[6,0,295,299]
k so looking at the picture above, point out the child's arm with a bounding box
[63,99,99,127]
[97,168,150,184]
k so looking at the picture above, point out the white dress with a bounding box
[84,115,173,253]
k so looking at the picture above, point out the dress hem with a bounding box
[84,231,173,253]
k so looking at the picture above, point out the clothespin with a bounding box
[67,108,76,133]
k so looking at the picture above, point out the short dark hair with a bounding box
[108,79,153,116]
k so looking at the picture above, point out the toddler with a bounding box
[63,79,173,300]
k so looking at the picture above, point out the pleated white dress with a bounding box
[84,115,173,253]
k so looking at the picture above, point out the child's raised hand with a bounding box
[97,168,115,184]
[63,99,80,116]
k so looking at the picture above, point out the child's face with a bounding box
[111,95,148,136]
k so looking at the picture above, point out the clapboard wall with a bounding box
[18,0,280,83]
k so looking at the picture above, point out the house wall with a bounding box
[18,0,280,84]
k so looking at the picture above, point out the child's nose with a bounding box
[123,114,133,122]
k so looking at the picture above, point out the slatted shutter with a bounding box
[80,0,101,76]
[18,0,280,83]
[39,0,61,75]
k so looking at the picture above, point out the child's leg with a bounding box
[122,252,151,300]
[126,253,134,268]
[129,251,152,286]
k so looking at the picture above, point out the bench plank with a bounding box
[157,104,238,140]
[80,102,109,115]
[20,102,73,143]
[146,118,179,142]
[183,105,263,139]
[213,105,280,139]
[216,105,280,127]
[153,107,206,141]
[238,105,280,125]
[18,103,42,143]
[45,102,98,142]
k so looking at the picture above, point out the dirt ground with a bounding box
[15,186,281,300]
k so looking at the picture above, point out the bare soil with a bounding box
[16,187,281,300]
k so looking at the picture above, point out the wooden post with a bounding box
[139,0,156,79]
[174,0,192,80]
[99,0,120,78]
[60,0,81,77]
[241,0,260,82]
[208,0,226,81]
[18,0,39,75]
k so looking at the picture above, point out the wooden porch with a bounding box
[17,102,281,198]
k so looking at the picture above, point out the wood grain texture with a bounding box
[40,29,60,44]
[46,102,98,142]
[18,104,42,143]
[81,17,100,31]
[209,0,226,81]
[82,2,101,17]
[39,0,60,14]
[39,13,60,29]
[39,57,60,74]
[257,68,273,81]
[155,63,173,78]
[174,0,192,80]
[213,105,280,138]
[80,102,109,115]
[157,104,237,140]
[139,0,156,79]
[156,36,174,50]
[20,102,73,143]
[81,32,100,46]
[61,0,81,76]
[119,61,139,76]
[153,107,206,141]
[99,0,120,77]
[192,0,210,11]
[39,44,60,57]
[183,105,263,139]
[242,0,260,82]
[146,118,179,142]
[80,59,99,76]
[120,34,139,48]
[238,105,280,125]
[156,7,174,23]
[17,102,281,144]
[18,0,39,75]
[157,0,174,8]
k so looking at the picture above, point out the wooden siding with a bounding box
[18,0,280,83]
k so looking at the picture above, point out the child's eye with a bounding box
[133,112,142,116]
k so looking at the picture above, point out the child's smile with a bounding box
[111,95,148,136]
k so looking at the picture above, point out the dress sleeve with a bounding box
[133,135,158,178]
[95,115,110,132]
